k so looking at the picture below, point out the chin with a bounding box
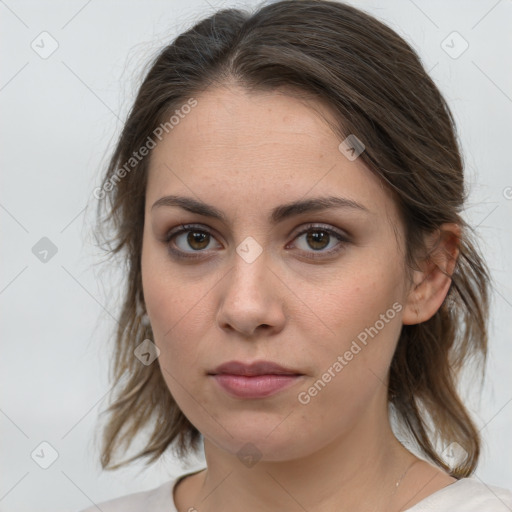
[202,418,323,463]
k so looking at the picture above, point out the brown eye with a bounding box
[291,224,349,259]
[305,229,331,250]
[165,224,222,258]
[185,231,210,250]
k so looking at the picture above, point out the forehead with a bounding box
[184,84,338,141]
[146,85,396,222]
[154,85,340,165]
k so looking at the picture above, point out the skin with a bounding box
[141,83,459,512]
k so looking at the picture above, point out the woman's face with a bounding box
[141,84,411,461]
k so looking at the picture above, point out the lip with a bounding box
[209,360,302,376]
[210,374,303,398]
[208,360,304,399]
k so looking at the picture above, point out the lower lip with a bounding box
[211,374,303,398]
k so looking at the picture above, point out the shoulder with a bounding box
[75,478,176,512]
[407,477,512,511]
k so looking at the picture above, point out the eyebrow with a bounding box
[151,194,370,223]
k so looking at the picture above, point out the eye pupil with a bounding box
[307,230,329,250]
[187,231,209,250]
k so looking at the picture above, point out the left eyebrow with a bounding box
[270,196,370,223]
[151,194,371,224]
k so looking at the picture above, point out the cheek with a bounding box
[293,250,405,397]
[141,241,197,364]
[297,250,404,342]
[143,276,208,364]
[295,296,403,430]
[142,273,208,409]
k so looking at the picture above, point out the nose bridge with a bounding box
[216,239,285,335]
[230,238,270,298]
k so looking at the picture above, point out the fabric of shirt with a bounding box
[77,468,512,512]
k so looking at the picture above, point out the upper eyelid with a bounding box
[293,224,347,238]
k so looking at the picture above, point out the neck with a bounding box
[191,405,417,512]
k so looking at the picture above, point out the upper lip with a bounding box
[209,360,303,376]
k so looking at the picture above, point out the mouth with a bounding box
[208,359,303,377]
[208,360,304,399]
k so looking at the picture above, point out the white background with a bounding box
[1,1,511,511]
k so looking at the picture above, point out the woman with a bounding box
[81,0,512,510]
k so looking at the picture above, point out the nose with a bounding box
[215,249,286,338]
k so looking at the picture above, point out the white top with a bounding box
[77,468,512,511]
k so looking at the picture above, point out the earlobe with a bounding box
[402,223,461,326]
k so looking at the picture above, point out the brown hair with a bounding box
[94,0,490,478]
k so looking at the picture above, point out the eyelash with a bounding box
[164,223,349,261]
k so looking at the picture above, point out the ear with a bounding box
[402,223,461,325]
